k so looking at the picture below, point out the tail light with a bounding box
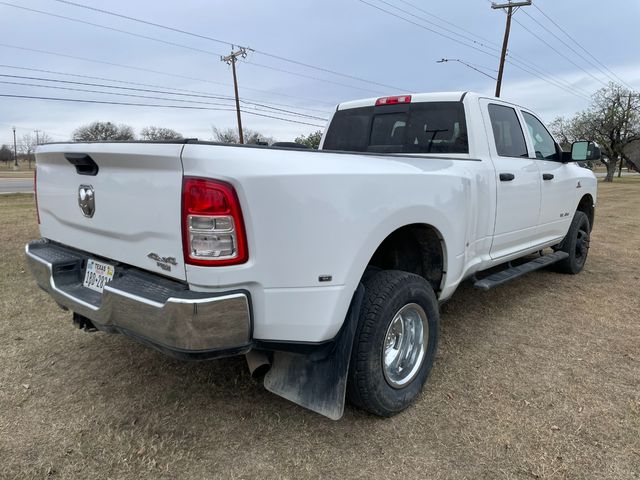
[375,95,412,106]
[182,177,248,266]
[34,166,40,224]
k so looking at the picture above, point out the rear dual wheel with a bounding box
[347,270,439,417]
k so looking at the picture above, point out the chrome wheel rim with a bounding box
[382,303,428,389]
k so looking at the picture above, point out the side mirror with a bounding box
[570,141,601,162]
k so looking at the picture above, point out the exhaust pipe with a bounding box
[72,312,97,332]
[245,350,271,378]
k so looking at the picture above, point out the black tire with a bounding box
[554,211,591,274]
[347,270,439,417]
[361,265,382,284]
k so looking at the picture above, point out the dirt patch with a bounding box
[0,179,639,479]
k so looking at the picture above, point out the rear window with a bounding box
[323,101,469,154]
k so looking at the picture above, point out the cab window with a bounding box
[323,102,468,154]
[522,111,559,160]
[487,104,528,158]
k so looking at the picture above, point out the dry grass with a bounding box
[1,179,639,480]
[0,163,35,178]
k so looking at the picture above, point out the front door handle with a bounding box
[499,173,515,182]
[542,173,554,181]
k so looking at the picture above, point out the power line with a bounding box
[0,1,396,96]
[0,79,238,108]
[503,57,592,99]
[521,9,617,85]
[0,73,329,121]
[376,0,501,52]
[243,60,388,96]
[242,110,327,128]
[482,0,611,90]
[0,93,237,111]
[363,0,592,98]
[357,0,499,57]
[0,64,333,115]
[530,3,633,90]
[0,2,219,56]
[1,80,329,123]
[395,0,501,48]
[437,58,496,81]
[511,16,608,88]
[0,94,326,128]
[360,0,592,100]
[0,43,337,107]
[504,60,590,101]
[47,0,410,92]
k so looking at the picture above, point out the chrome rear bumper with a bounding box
[25,239,252,357]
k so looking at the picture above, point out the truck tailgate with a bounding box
[35,142,187,281]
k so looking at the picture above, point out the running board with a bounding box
[474,251,569,291]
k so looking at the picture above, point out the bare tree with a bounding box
[551,83,640,182]
[211,127,274,145]
[19,132,54,167]
[73,122,135,142]
[140,126,183,141]
[623,140,640,172]
[294,130,323,149]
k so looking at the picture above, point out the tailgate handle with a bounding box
[65,153,99,176]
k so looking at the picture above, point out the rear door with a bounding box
[480,100,541,259]
[520,110,575,245]
[35,142,187,280]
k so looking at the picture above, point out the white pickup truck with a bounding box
[26,92,599,419]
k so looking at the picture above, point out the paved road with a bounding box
[0,178,33,194]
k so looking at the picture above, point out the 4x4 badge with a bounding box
[147,252,178,272]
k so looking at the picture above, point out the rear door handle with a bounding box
[499,173,515,182]
[542,173,554,181]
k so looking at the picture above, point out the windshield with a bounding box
[322,101,469,154]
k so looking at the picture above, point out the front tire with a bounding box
[347,270,439,417]
[554,211,591,274]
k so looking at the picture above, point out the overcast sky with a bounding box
[1,0,639,145]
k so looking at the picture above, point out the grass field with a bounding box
[0,179,639,479]
[0,162,34,179]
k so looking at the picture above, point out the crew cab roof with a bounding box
[337,92,472,111]
[336,91,531,113]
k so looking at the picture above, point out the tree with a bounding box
[623,140,640,172]
[140,126,183,141]
[294,130,323,149]
[211,127,274,145]
[551,83,640,182]
[19,132,54,167]
[0,145,12,164]
[73,122,135,142]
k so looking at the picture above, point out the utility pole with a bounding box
[492,1,532,97]
[12,126,18,168]
[221,47,251,144]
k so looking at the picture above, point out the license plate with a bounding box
[83,259,115,293]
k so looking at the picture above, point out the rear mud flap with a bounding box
[263,284,364,420]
